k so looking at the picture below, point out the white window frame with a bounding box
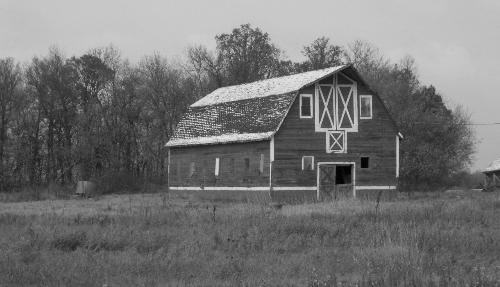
[301,156,315,171]
[326,130,347,153]
[214,158,220,176]
[299,94,313,119]
[359,95,373,119]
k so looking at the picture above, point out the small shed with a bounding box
[483,158,500,191]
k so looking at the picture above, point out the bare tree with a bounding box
[0,58,21,190]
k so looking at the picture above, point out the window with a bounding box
[215,158,220,176]
[302,156,314,171]
[360,95,372,119]
[326,130,346,153]
[361,157,370,169]
[244,158,250,172]
[300,94,313,118]
[230,158,235,174]
[259,154,264,174]
[189,162,196,177]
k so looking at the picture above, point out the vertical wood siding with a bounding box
[169,141,270,187]
[273,74,398,187]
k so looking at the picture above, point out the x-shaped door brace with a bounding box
[319,86,334,128]
[330,132,343,150]
[337,87,354,128]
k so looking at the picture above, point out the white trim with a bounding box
[359,95,373,119]
[169,186,318,191]
[214,157,220,176]
[355,186,397,190]
[269,135,274,188]
[299,94,313,119]
[398,132,404,139]
[396,135,400,178]
[273,186,317,191]
[170,186,270,191]
[317,161,356,199]
[301,156,315,170]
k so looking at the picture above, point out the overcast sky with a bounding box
[1,0,499,170]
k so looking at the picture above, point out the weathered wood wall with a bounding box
[169,141,270,187]
[273,73,398,188]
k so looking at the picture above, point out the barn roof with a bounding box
[166,93,296,147]
[191,65,347,107]
[166,65,352,147]
[484,158,500,173]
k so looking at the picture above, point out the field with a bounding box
[1,190,500,286]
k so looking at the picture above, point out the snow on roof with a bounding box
[166,132,274,147]
[484,158,500,173]
[166,93,296,147]
[191,65,348,107]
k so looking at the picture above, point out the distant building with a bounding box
[483,158,500,191]
[166,65,402,202]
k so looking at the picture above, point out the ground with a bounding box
[0,190,500,286]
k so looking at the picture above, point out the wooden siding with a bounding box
[169,141,270,187]
[273,73,398,188]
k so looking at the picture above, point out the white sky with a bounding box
[1,0,499,171]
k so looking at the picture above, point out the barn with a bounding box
[483,158,500,191]
[166,65,402,202]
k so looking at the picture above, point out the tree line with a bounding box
[0,24,474,192]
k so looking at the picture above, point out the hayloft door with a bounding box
[315,84,336,131]
[336,73,358,132]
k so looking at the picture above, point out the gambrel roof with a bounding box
[166,65,399,148]
[191,65,346,107]
[166,93,296,147]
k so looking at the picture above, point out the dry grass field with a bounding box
[1,190,500,286]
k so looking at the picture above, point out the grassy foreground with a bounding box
[0,191,500,286]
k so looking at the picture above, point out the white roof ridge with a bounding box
[191,65,348,107]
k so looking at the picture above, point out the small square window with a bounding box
[302,156,314,170]
[361,157,370,169]
[300,94,313,118]
[360,95,372,119]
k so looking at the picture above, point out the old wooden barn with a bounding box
[166,65,402,202]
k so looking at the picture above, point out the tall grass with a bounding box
[0,191,499,286]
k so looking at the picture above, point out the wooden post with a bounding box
[167,149,170,194]
[269,161,274,200]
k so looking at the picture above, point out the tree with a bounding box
[301,36,344,71]
[71,54,115,180]
[0,58,21,190]
[345,40,475,189]
[215,24,283,85]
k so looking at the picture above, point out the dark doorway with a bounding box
[335,165,352,184]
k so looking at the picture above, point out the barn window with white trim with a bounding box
[302,156,314,170]
[360,95,372,119]
[299,94,313,118]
